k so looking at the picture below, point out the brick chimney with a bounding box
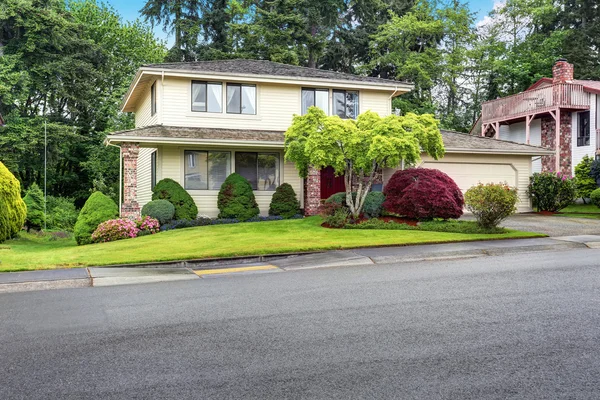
[552,58,574,84]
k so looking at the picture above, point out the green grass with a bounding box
[0,217,544,272]
[560,203,600,214]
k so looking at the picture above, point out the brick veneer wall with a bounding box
[540,113,572,176]
[121,142,141,219]
[552,60,574,84]
[304,166,321,216]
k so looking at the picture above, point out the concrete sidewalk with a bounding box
[1,236,597,293]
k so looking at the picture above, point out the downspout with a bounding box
[160,70,165,126]
[106,141,123,217]
[388,86,400,115]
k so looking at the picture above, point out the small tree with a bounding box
[0,161,27,242]
[574,155,596,203]
[23,183,45,231]
[269,183,300,218]
[285,108,444,219]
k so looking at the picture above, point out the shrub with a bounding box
[319,201,344,217]
[142,199,175,224]
[464,183,519,229]
[217,173,259,221]
[325,192,351,206]
[383,168,464,220]
[574,155,597,202]
[23,183,45,231]
[269,183,301,218]
[136,216,161,236]
[46,196,79,231]
[0,161,27,243]
[591,188,600,208]
[528,171,576,212]
[324,207,349,228]
[590,158,600,185]
[152,178,198,220]
[363,192,385,218]
[91,218,139,243]
[74,192,119,245]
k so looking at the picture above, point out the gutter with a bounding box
[105,142,123,216]
[105,135,285,148]
[444,147,555,156]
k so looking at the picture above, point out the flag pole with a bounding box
[44,119,47,231]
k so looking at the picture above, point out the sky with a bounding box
[105,0,498,46]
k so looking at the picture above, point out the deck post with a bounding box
[555,108,561,172]
[525,114,535,144]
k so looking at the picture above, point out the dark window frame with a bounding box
[332,89,359,119]
[191,81,222,113]
[235,151,280,191]
[226,83,257,115]
[183,150,231,190]
[150,151,157,189]
[150,82,157,116]
[578,111,590,147]
[301,88,329,115]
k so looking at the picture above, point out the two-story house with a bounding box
[106,59,551,218]
[475,59,599,177]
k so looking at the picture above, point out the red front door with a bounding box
[320,166,346,200]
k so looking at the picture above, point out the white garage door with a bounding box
[421,162,517,192]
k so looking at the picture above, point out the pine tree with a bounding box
[23,183,45,232]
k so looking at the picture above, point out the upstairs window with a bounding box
[184,150,231,190]
[150,82,157,116]
[235,152,279,191]
[302,88,329,115]
[578,111,590,147]
[333,90,359,119]
[227,84,256,114]
[192,81,222,113]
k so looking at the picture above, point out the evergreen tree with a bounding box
[23,183,45,231]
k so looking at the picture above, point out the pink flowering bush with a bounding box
[91,216,160,243]
[91,218,139,243]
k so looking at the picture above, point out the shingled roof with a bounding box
[142,59,407,86]
[107,125,552,155]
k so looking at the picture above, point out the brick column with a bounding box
[304,166,321,216]
[540,114,572,176]
[121,142,141,219]
[541,117,556,172]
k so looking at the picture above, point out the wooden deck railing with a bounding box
[596,129,600,151]
[482,83,590,123]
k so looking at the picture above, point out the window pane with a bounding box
[241,85,256,114]
[257,153,279,191]
[302,89,315,115]
[333,91,346,118]
[184,151,208,190]
[346,91,359,119]
[208,152,230,190]
[315,90,329,114]
[192,82,206,112]
[151,151,156,189]
[207,83,222,113]
[227,84,241,113]
[151,83,156,115]
[235,152,257,189]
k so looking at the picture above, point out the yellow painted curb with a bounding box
[194,265,278,276]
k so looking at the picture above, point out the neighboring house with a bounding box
[106,59,551,218]
[474,59,599,177]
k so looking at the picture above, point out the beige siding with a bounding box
[383,152,534,213]
[152,145,302,217]
[361,90,392,116]
[137,148,156,208]
[134,79,159,128]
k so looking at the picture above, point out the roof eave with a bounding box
[105,135,284,148]
[445,147,554,156]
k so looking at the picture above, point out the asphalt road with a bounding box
[2,248,600,399]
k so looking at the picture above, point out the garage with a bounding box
[383,130,554,213]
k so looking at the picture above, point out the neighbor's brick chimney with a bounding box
[552,58,574,84]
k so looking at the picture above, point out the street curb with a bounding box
[0,278,91,293]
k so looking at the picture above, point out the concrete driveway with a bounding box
[464,213,600,237]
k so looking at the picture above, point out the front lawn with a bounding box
[0,217,544,272]
[560,204,600,214]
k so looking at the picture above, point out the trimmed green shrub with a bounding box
[142,199,175,224]
[363,192,385,218]
[23,183,45,231]
[383,168,464,220]
[527,171,577,212]
[73,192,119,245]
[46,196,79,231]
[591,188,600,208]
[152,178,198,220]
[218,173,260,221]
[0,161,27,243]
[465,183,519,229]
[269,183,300,218]
[574,155,597,202]
[324,207,349,228]
[325,192,351,206]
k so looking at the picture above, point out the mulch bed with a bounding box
[535,211,558,216]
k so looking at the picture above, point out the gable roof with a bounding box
[106,125,553,156]
[143,59,409,86]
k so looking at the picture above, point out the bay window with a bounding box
[235,152,279,191]
[302,88,329,115]
[333,90,359,119]
[227,84,256,114]
[191,81,222,113]
[184,151,231,190]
